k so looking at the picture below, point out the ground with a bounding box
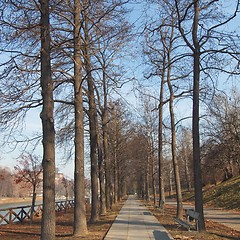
[145,201,240,240]
[0,198,240,239]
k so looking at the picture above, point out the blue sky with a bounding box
[1,0,240,179]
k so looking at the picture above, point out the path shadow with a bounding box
[153,230,172,240]
[209,232,240,240]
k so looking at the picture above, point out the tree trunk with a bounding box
[114,148,118,203]
[151,152,157,206]
[145,155,150,201]
[117,161,121,201]
[101,63,111,210]
[192,1,205,231]
[166,21,183,219]
[30,187,36,224]
[158,52,166,207]
[73,0,88,236]
[167,79,183,219]
[39,1,56,239]
[103,109,111,210]
[169,162,174,196]
[83,14,99,223]
[97,126,107,215]
[87,71,99,224]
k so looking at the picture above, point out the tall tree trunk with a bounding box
[192,0,205,231]
[145,155,150,201]
[117,160,121,201]
[73,0,88,236]
[193,49,205,231]
[30,187,36,224]
[83,14,99,223]
[169,162,174,196]
[151,149,157,206]
[39,1,56,239]
[97,135,107,215]
[167,75,183,219]
[158,52,166,207]
[166,20,183,219]
[87,72,99,224]
[102,108,111,210]
[114,148,118,203]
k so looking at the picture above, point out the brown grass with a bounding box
[144,201,240,240]
[0,201,124,240]
[1,198,240,240]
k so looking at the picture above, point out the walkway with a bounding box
[166,200,240,232]
[204,208,240,231]
[104,195,174,240]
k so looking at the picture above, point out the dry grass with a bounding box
[1,196,240,240]
[0,201,124,240]
[145,201,240,240]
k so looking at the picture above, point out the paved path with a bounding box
[166,200,240,232]
[204,208,240,231]
[104,196,174,240]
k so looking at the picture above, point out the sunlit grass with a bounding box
[180,175,240,210]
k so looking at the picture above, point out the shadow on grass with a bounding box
[0,229,40,237]
[208,231,240,240]
[56,233,73,238]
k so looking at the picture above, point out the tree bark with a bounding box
[97,130,107,215]
[39,1,56,239]
[169,162,174,196]
[145,155,150,201]
[192,0,205,231]
[73,0,88,236]
[150,142,157,206]
[167,70,183,219]
[83,18,99,222]
[102,104,111,210]
[114,148,119,203]
[30,189,36,224]
[166,21,183,219]
[158,51,166,207]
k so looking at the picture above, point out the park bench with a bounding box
[175,209,199,231]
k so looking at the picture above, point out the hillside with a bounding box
[182,175,240,210]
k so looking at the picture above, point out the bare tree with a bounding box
[203,90,240,180]
[139,96,158,202]
[165,26,184,218]
[39,0,56,239]
[91,1,132,210]
[14,153,42,223]
[173,0,240,231]
[0,2,56,235]
[73,0,88,236]
[82,3,99,222]
[0,1,42,152]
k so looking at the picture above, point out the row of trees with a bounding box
[0,0,133,239]
[0,0,240,238]
[138,0,240,231]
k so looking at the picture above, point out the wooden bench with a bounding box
[175,209,199,231]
